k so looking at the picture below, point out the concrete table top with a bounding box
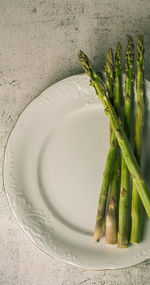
[1,0,150,284]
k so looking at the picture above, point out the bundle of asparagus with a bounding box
[78,35,150,247]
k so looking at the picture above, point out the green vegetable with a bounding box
[118,36,134,248]
[78,50,150,219]
[105,43,122,244]
[94,46,117,242]
[130,36,144,243]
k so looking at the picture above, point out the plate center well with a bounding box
[38,104,109,235]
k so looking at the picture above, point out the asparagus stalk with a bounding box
[118,36,134,248]
[94,47,116,242]
[105,155,120,244]
[105,46,114,105]
[105,46,114,143]
[105,43,122,244]
[78,50,150,219]
[130,36,144,243]
[93,138,117,242]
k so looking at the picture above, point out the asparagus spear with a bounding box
[93,138,117,242]
[105,46,115,151]
[118,36,134,248]
[105,43,122,244]
[78,50,150,218]
[130,36,144,243]
[94,47,116,242]
[105,155,120,244]
[105,46,114,105]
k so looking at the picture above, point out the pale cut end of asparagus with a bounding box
[105,196,118,244]
[105,155,120,245]
[117,234,129,248]
[94,219,105,242]
[93,140,117,242]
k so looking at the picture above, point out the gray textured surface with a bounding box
[1,0,150,284]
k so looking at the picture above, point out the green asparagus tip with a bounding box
[116,42,122,57]
[115,42,122,69]
[78,50,106,90]
[137,35,144,70]
[107,46,114,65]
[105,46,114,100]
[78,50,95,79]
[78,50,90,71]
[105,46,114,75]
[138,35,144,46]
[78,50,87,63]
[125,35,134,72]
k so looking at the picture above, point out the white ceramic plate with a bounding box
[3,74,150,270]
